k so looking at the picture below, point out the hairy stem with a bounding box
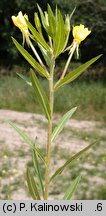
[44,58,54,200]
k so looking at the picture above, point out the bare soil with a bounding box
[0,109,105,200]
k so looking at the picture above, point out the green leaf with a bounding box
[55,54,102,89]
[47,4,56,38]
[12,37,49,79]
[38,43,51,67]
[26,167,41,200]
[33,148,44,197]
[63,176,81,200]
[69,7,76,20]
[64,8,76,43]
[53,10,66,57]
[34,12,42,33]
[17,73,32,86]
[50,140,98,182]
[26,19,51,52]
[52,107,77,142]
[37,4,49,34]
[30,69,51,121]
[7,120,45,163]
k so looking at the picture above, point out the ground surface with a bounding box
[0,109,106,200]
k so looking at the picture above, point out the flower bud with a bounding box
[34,12,41,32]
[65,15,70,34]
[44,11,49,27]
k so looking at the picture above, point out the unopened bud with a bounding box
[65,15,70,33]
[34,12,41,32]
[44,11,49,26]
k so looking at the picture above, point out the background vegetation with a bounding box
[0,76,105,122]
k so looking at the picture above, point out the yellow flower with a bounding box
[12,11,29,45]
[12,11,28,32]
[73,24,91,44]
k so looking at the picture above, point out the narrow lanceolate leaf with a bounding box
[63,176,81,200]
[50,140,98,182]
[12,37,49,79]
[17,73,32,86]
[26,19,51,52]
[52,107,77,142]
[34,12,42,34]
[38,43,51,67]
[53,10,66,57]
[37,4,49,34]
[7,120,45,163]
[47,4,56,38]
[55,54,102,89]
[69,7,76,20]
[26,167,41,200]
[30,69,51,121]
[33,148,44,197]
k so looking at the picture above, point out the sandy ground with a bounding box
[0,109,105,200]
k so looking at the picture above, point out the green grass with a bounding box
[0,75,105,121]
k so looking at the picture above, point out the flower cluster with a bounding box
[12,11,91,51]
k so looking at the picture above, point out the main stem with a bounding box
[44,58,54,200]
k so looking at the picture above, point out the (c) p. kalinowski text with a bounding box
[30,202,83,212]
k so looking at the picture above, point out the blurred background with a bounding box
[0,0,106,200]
